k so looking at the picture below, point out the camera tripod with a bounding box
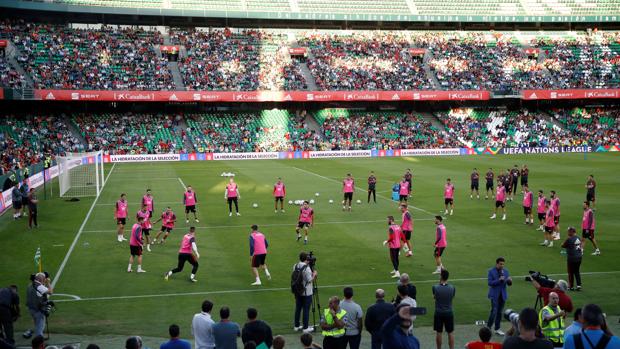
[309,275,322,328]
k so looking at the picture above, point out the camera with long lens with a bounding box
[525,270,556,288]
[307,251,317,269]
[41,300,55,317]
[503,309,520,335]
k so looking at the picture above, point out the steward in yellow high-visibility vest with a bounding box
[539,291,566,347]
[321,296,347,349]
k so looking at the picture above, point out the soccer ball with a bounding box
[315,192,320,197]
[356,199,361,204]
[288,200,293,205]
[252,203,258,208]
[309,199,315,204]
[329,199,334,204]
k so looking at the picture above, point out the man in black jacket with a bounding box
[0,285,19,345]
[365,289,395,349]
[241,308,273,348]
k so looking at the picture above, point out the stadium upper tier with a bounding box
[7,0,620,21]
[2,24,620,91]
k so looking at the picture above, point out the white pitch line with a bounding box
[81,218,434,233]
[51,163,116,289]
[106,177,181,181]
[292,166,436,216]
[52,270,620,303]
[97,201,180,207]
[178,177,187,190]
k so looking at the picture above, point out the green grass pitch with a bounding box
[1,153,618,340]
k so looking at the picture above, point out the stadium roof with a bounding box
[3,0,620,23]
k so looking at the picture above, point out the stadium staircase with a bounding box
[177,117,194,151]
[291,39,319,90]
[423,49,441,89]
[4,41,34,88]
[62,114,89,149]
[533,45,561,87]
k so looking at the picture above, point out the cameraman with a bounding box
[26,273,53,338]
[530,278,573,313]
[0,285,19,345]
[293,252,317,333]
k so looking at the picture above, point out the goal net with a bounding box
[58,151,105,197]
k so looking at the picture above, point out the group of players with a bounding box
[112,166,601,285]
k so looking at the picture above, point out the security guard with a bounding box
[321,296,347,349]
[539,291,565,347]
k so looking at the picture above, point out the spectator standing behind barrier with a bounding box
[380,304,420,349]
[300,333,322,349]
[0,285,19,345]
[503,308,553,349]
[538,292,565,347]
[364,289,395,349]
[465,327,502,349]
[563,304,620,349]
[433,269,455,349]
[394,273,417,304]
[25,273,52,339]
[192,300,215,349]
[241,308,273,349]
[561,227,583,291]
[340,287,362,349]
[160,324,191,349]
[563,308,583,342]
[487,257,512,336]
[27,188,38,229]
[212,306,240,349]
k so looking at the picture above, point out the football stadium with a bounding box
[0,1,619,348]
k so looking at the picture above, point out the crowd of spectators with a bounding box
[434,108,597,148]
[171,28,307,91]
[2,20,173,90]
[73,113,187,154]
[550,107,620,147]
[0,56,25,88]
[0,115,82,175]
[319,110,455,150]
[299,31,433,91]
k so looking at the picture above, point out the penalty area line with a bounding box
[51,163,116,289]
[178,177,187,190]
[52,270,620,303]
[291,166,436,217]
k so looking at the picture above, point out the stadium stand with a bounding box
[4,21,173,90]
[72,113,186,154]
[171,28,306,91]
[549,107,620,146]
[0,56,25,88]
[299,32,433,91]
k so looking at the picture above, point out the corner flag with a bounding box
[34,247,42,272]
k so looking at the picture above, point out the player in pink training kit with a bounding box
[550,190,561,240]
[490,185,507,220]
[142,189,154,218]
[183,185,199,223]
[398,177,409,203]
[383,216,411,279]
[273,177,286,213]
[536,190,547,231]
[127,216,146,273]
[540,200,556,247]
[400,204,414,257]
[342,173,355,211]
[433,215,447,274]
[165,227,200,282]
[249,224,271,286]
[581,201,600,255]
[153,207,177,244]
[136,204,153,252]
[225,178,241,216]
[443,178,455,215]
[522,185,534,225]
[296,201,314,244]
[115,193,128,242]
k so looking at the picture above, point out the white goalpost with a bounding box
[58,151,105,198]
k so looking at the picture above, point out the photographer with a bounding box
[380,304,420,349]
[25,273,53,338]
[539,292,566,347]
[530,278,573,313]
[503,308,553,349]
[0,285,19,345]
[293,252,317,333]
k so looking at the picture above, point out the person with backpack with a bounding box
[292,252,317,334]
[563,304,620,349]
